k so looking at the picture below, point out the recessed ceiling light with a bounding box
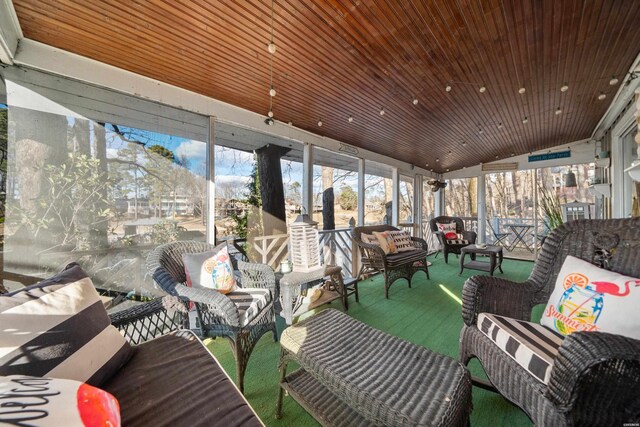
[518,87,526,94]
[511,153,515,156]
[379,108,385,116]
[425,162,429,167]
[478,129,484,134]
[413,98,419,105]
[348,115,354,123]
[609,76,619,86]
[462,142,467,147]
[448,150,452,154]
[446,168,450,172]
[288,121,293,125]
[436,158,440,162]
[479,86,486,93]
[318,120,323,127]
[555,108,562,115]
[560,83,569,92]
[495,155,499,159]
[445,84,452,92]
[267,42,277,54]
[269,86,276,97]
[598,92,607,101]
[522,117,529,124]
[497,123,504,129]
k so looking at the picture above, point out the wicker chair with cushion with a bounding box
[146,241,277,394]
[353,225,429,299]
[429,216,477,263]
[460,218,640,425]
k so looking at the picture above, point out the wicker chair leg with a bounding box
[444,250,449,264]
[275,359,288,419]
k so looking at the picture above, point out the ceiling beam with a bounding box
[0,0,22,64]
[11,38,434,179]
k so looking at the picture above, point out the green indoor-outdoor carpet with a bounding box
[205,254,539,426]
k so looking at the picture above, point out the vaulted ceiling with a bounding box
[12,0,640,173]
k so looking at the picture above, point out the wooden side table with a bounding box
[459,244,504,276]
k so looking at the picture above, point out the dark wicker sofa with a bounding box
[460,218,640,425]
[429,216,477,263]
[353,225,429,298]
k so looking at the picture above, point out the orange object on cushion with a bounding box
[373,231,398,254]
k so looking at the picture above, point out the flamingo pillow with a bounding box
[540,255,640,340]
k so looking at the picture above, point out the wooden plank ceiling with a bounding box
[12,0,640,173]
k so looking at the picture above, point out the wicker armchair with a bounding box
[460,218,640,425]
[353,225,429,298]
[429,216,477,263]
[146,241,277,393]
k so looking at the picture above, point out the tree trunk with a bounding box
[73,118,91,156]
[468,177,477,216]
[384,177,393,224]
[322,167,334,230]
[93,123,109,249]
[255,144,290,235]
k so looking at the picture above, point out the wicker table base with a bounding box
[276,309,472,426]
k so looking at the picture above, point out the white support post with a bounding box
[206,116,216,245]
[392,167,400,226]
[414,174,423,237]
[357,158,365,226]
[302,143,314,216]
[477,174,486,244]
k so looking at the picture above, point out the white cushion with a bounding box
[478,313,564,384]
[436,221,457,234]
[360,233,380,246]
[183,247,237,294]
[0,375,121,426]
[540,255,640,340]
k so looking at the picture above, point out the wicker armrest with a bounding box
[175,284,241,326]
[410,236,428,251]
[461,275,536,326]
[353,238,387,267]
[546,331,640,419]
[237,260,276,292]
[109,296,188,345]
[462,230,477,242]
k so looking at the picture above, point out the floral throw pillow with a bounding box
[183,247,237,294]
[373,231,398,254]
[0,375,121,426]
[540,255,640,340]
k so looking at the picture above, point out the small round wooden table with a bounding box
[459,244,504,276]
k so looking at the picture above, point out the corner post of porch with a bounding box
[302,143,314,216]
[391,167,400,226]
[477,173,486,244]
[206,116,216,245]
[357,158,365,226]
[414,174,423,237]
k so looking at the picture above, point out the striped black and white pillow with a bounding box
[0,263,133,386]
[478,312,564,384]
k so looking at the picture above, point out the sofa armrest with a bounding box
[546,331,640,423]
[109,296,188,345]
[175,284,241,327]
[461,275,536,326]
[410,236,428,251]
